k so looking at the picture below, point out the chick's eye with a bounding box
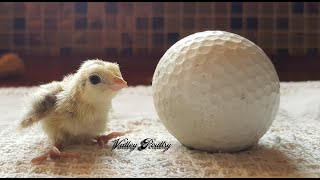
[89,75,101,85]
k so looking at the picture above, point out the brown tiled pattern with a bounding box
[0,2,319,56]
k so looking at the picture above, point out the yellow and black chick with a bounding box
[19,59,129,163]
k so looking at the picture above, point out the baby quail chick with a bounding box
[19,59,128,163]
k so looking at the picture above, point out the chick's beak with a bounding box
[109,76,128,90]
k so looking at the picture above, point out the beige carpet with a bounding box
[0,82,319,178]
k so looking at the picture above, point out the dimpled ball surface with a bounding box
[152,31,280,152]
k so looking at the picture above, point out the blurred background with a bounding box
[0,2,319,86]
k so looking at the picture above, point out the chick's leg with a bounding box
[95,131,131,147]
[48,143,80,160]
[31,143,80,163]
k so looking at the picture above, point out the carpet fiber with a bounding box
[0,82,319,178]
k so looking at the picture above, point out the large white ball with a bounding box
[152,31,280,152]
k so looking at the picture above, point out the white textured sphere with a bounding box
[152,31,280,152]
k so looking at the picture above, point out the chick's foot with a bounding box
[95,131,131,147]
[31,144,80,164]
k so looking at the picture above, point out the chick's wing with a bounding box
[20,81,64,128]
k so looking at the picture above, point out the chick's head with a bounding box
[76,59,127,103]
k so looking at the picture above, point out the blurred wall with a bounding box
[0,2,319,57]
